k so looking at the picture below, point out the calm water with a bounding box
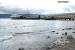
[0,18,75,50]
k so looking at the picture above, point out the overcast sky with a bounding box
[0,0,75,14]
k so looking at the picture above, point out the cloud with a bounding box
[0,0,75,14]
[63,5,75,13]
[0,3,45,14]
[0,3,26,14]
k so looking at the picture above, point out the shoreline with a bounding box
[0,28,75,50]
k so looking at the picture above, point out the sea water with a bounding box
[0,18,75,50]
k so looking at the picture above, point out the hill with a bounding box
[0,14,11,18]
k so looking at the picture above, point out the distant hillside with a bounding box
[0,14,11,18]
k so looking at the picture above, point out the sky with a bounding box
[0,0,75,14]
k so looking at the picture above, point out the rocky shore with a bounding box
[0,28,74,50]
[49,33,75,50]
[52,39,75,50]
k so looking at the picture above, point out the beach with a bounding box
[0,18,75,50]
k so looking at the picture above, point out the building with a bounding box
[10,14,40,19]
[41,13,75,20]
[10,13,75,20]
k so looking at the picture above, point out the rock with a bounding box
[45,47,51,50]
[67,35,74,40]
[18,48,24,50]
[68,28,72,29]
[47,44,55,49]
[56,33,59,34]
[65,28,72,30]
[47,36,50,39]
[61,37,63,39]
[72,32,75,33]
[51,31,55,32]
[65,32,67,36]
[62,29,64,30]
[62,34,64,35]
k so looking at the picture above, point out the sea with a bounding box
[0,18,75,50]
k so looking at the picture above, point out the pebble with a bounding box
[65,32,67,36]
[51,31,55,32]
[62,34,64,35]
[65,28,72,30]
[72,32,75,33]
[18,48,24,50]
[62,29,64,30]
[67,35,74,40]
[47,36,50,39]
[56,33,59,34]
